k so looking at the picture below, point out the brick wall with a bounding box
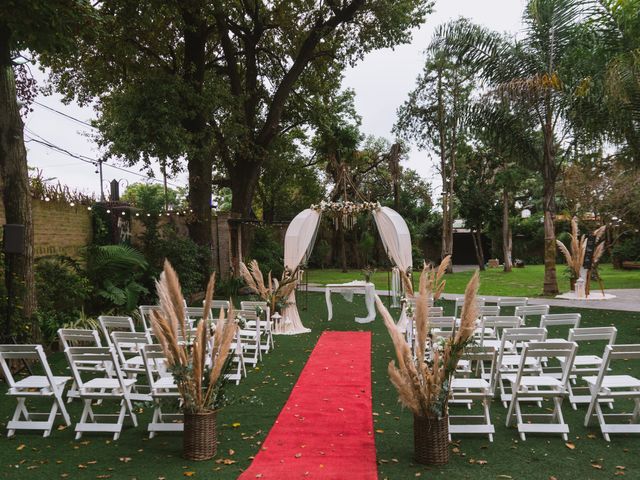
[0,199,275,278]
[0,199,92,258]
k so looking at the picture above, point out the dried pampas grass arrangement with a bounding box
[240,260,299,312]
[151,260,237,413]
[556,217,606,280]
[377,257,480,419]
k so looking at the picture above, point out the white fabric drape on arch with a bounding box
[280,209,321,334]
[372,206,413,331]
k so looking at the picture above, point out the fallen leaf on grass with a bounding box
[215,459,237,465]
[183,472,196,477]
[565,442,576,450]
[231,423,241,428]
[119,457,132,463]
[16,444,26,451]
[591,463,603,470]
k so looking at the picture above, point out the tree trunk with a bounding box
[471,230,485,271]
[187,151,212,250]
[502,189,513,272]
[542,123,559,295]
[441,192,454,272]
[230,160,261,218]
[181,4,213,283]
[0,34,37,340]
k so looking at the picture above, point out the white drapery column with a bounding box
[372,206,413,331]
[280,209,321,334]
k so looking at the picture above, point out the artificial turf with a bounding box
[1,294,639,479]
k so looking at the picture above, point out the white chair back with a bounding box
[99,316,136,346]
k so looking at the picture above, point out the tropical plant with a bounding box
[85,244,149,312]
[34,256,92,344]
[556,217,606,280]
[150,261,236,413]
[239,260,299,313]
[395,19,476,272]
[435,0,593,294]
[377,256,480,419]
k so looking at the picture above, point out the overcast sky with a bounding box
[24,0,527,200]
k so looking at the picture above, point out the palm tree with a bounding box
[437,0,590,294]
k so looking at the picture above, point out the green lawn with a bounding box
[307,263,640,297]
[1,296,639,479]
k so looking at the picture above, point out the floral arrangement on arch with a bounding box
[310,200,381,213]
[310,200,381,229]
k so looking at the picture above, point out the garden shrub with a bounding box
[612,236,640,263]
[34,256,92,344]
[248,226,284,278]
[155,226,207,299]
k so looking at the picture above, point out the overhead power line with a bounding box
[24,131,183,189]
[33,100,97,129]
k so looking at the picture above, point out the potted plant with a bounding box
[151,261,237,461]
[239,260,299,314]
[375,257,480,465]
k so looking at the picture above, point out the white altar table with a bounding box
[325,281,376,323]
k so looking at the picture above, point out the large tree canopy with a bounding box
[45,0,433,276]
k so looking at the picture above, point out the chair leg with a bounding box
[75,399,93,440]
[7,397,27,438]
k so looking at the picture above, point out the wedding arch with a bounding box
[281,203,413,334]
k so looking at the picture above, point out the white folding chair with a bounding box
[584,344,640,441]
[0,345,71,437]
[514,305,550,326]
[497,297,528,308]
[505,341,576,441]
[564,327,617,408]
[496,327,547,406]
[141,345,183,438]
[428,306,444,317]
[477,316,522,349]
[110,331,153,401]
[540,313,581,337]
[237,309,262,365]
[449,346,498,441]
[65,346,138,440]
[219,328,246,385]
[185,306,213,329]
[99,315,137,347]
[455,297,486,317]
[210,300,231,318]
[139,305,160,333]
[58,329,112,402]
[241,301,274,352]
[477,306,500,318]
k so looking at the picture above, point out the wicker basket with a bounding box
[183,411,217,461]
[413,414,449,465]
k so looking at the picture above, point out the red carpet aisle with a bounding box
[238,331,377,479]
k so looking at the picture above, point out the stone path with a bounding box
[306,285,640,313]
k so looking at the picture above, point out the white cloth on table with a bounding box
[325,281,376,324]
